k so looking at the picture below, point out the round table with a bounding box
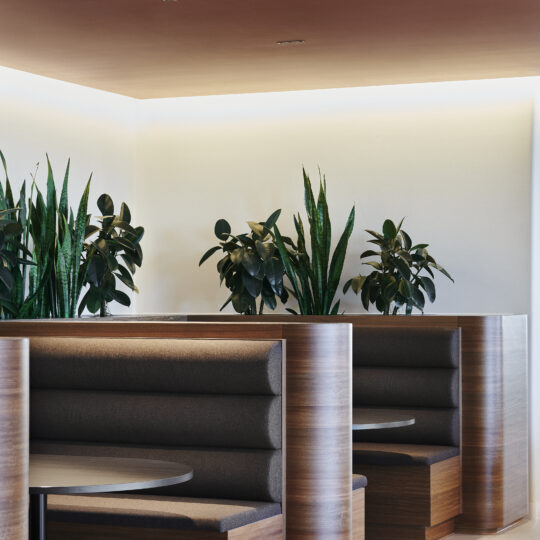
[29,454,193,540]
[352,408,415,430]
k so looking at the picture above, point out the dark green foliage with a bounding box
[0,150,143,319]
[343,218,454,315]
[274,168,355,315]
[199,209,288,314]
[78,194,144,317]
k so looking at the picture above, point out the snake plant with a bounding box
[274,168,355,315]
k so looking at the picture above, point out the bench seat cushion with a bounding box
[47,494,282,533]
[353,442,459,466]
[352,474,367,490]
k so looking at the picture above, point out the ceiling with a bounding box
[0,0,539,99]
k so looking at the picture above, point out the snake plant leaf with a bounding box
[330,300,340,315]
[215,219,231,240]
[325,205,355,313]
[58,159,70,222]
[264,209,281,230]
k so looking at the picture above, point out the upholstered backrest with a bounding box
[353,327,460,447]
[29,338,283,503]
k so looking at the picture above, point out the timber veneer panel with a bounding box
[49,514,283,539]
[355,456,460,531]
[0,338,29,540]
[0,320,351,540]
[189,314,528,533]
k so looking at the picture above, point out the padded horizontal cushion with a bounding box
[352,474,368,490]
[31,390,281,450]
[30,338,282,395]
[353,408,459,447]
[353,442,460,466]
[354,368,459,408]
[47,494,282,533]
[353,327,460,368]
[31,441,282,502]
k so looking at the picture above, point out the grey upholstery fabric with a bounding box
[31,390,281,450]
[31,441,282,502]
[352,474,367,490]
[353,368,459,408]
[353,442,460,466]
[47,494,282,532]
[30,338,282,395]
[353,327,460,368]
[353,408,459,447]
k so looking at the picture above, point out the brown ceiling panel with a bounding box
[0,0,539,98]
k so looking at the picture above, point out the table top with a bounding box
[29,454,193,495]
[353,408,415,430]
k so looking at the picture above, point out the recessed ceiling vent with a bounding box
[276,39,305,46]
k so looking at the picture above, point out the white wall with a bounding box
[135,79,534,316]
[0,66,137,313]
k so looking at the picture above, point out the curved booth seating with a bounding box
[29,337,284,539]
[352,327,461,540]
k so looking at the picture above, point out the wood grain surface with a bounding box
[48,514,283,539]
[188,314,528,532]
[0,320,352,539]
[0,338,29,540]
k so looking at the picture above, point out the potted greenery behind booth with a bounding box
[0,150,143,319]
[274,169,355,315]
[78,194,144,317]
[199,210,288,314]
[344,218,453,315]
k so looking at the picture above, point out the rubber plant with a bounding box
[274,168,355,315]
[199,209,288,314]
[78,194,144,317]
[343,218,454,315]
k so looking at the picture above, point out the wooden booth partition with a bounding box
[0,320,352,540]
[188,314,529,534]
[0,338,29,540]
